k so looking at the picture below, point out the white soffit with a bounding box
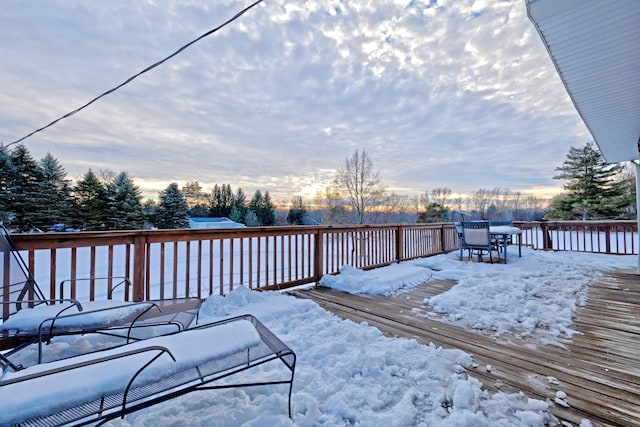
[526,0,640,163]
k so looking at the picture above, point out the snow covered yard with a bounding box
[4,248,635,426]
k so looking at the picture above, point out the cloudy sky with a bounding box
[0,0,590,201]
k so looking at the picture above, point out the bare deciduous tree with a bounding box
[430,187,452,207]
[331,149,385,224]
[470,188,492,219]
[523,194,545,220]
[370,192,415,224]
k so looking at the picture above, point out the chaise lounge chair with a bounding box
[0,224,201,365]
[0,314,296,425]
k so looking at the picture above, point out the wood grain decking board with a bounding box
[293,272,640,427]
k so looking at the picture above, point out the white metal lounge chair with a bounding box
[0,224,200,364]
[0,314,296,425]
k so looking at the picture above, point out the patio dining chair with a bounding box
[454,222,468,260]
[460,221,493,263]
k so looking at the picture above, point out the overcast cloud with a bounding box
[0,0,590,201]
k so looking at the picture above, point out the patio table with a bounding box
[489,226,522,264]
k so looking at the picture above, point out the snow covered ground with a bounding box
[5,248,635,426]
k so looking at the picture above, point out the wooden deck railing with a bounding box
[7,221,637,303]
[514,220,637,255]
[8,224,458,303]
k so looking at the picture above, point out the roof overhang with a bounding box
[526,0,640,164]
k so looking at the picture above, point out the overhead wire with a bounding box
[6,0,263,147]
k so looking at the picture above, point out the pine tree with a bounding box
[234,188,247,222]
[74,169,108,230]
[209,184,235,218]
[229,205,243,223]
[40,152,75,229]
[155,183,190,229]
[248,190,264,226]
[244,210,260,227]
[547,141,629,220]
[142,199,158,227]
[9,145,47,231]
[0,145,16,225]
[416,202,448,223]
[104,171,145,230]
[261,191,275,226]
[209,184,223,217]
[287,196,307,225]
[182,181,210,217]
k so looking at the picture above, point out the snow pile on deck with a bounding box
[319,263,433,295]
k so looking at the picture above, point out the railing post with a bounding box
[440,224,447,253]
[314,228,323,283]
[542,223,552,250]
[604,225,611,254]
[396,226,403,262]
[133,233,146,301]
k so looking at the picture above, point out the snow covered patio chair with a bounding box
[0,224,200,362]
[454,222,468,260]
[460,221,493,263]
[0,314,296,425]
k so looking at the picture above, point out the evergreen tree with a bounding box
[209,184,234,217]
[546,194,575,220]
[229,205,243,223]
[40,152,75,229]
[155,183,189,229]
[248,190,263,226]
[74,169,108,230]
[416,202,448,223]
[104,171,145,230]
[234,187,247,222]
[615,166,637,219]
[142,199,158,227]
[261,191,275,226]
[287,196,307,225]
[209,184,222,217]
[9,145,47,231]
[0,145,16,225]
[244,209,260,227]
[248,190,276,226]
[182,181,209,217]
[547,141,629,220]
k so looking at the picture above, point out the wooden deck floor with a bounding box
[293,269,640,427]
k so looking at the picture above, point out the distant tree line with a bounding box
[1,144,145,232]
[315,145,636,225]
[312,149,549,225]
[0,144,279,231]
[147,181,277,229]
[2,142,633,232]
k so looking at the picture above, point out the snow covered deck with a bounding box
[296,270,640,427]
